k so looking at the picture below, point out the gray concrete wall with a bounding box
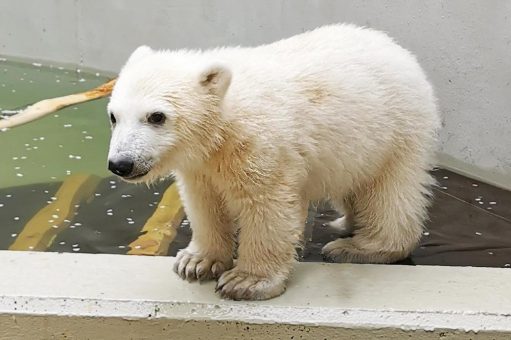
[1,0,510,186]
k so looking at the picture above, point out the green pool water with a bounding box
[0,58,111,187]
[0,57,179,254]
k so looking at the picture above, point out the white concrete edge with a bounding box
[1,251,511,334]
[1,295,510,333]
[436,152,511,191]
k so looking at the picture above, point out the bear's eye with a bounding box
[148,112,166,125]
[109,113,116,125]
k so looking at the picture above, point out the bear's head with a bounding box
[107,46,231,183]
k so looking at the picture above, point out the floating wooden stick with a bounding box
[128,183,185,256]
[0,78,116,129]
[9,174,101,251]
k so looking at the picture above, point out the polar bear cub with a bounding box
[107,24,440,300]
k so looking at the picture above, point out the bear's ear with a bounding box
[125,45,154,66]
[198,63,232,97]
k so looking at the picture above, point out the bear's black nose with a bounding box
[108,158,134,177]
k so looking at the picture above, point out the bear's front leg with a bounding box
[216,190,305,300]
[173,173,235,281]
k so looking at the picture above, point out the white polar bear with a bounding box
[107,24,440,300]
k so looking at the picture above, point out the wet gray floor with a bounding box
[1,168,510,268]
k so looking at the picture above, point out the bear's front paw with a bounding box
[173,249,233,282]
[215,268,287,300]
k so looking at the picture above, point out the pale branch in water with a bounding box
[0,79,116,129]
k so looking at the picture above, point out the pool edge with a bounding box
[0,251,510,338]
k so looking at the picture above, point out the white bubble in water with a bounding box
[11,233,17,237]
[72,248,80,252]
[475,232,482,236]
[59,241,66,245]
[16,173,23,177]
[64,124,72,128]
[32,62,42,67]
[13,216,19,221]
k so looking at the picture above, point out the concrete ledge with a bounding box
[1,251,510,339]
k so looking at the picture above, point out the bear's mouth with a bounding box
[122,170,150,181]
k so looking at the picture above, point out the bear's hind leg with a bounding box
[322,163,433,264]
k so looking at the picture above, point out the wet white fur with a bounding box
[108,24,441,300]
